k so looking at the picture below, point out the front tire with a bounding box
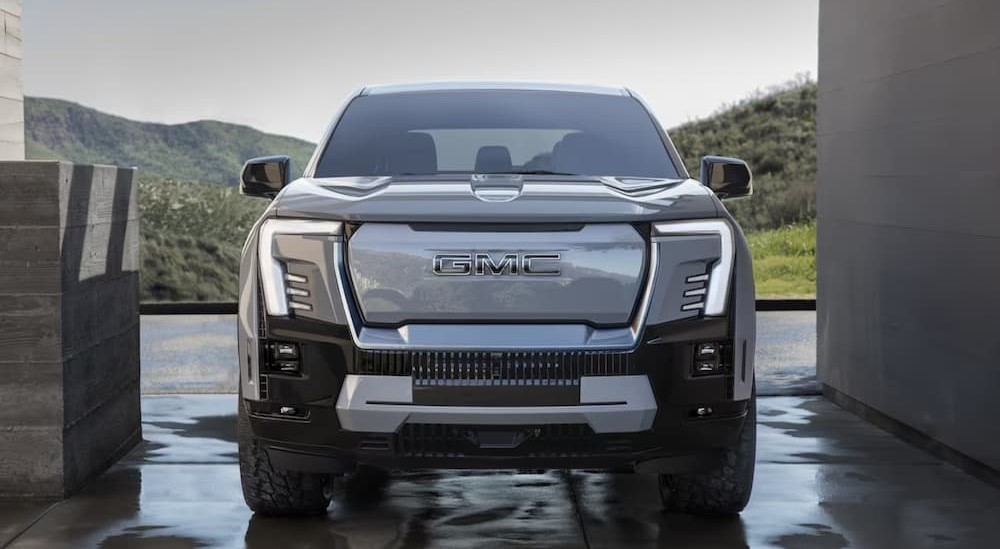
[238,394,333,516]
[658,388,756,515]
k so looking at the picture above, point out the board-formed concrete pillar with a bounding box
[0,0,24,161]
[0,161,141,498]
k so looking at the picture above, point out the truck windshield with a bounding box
[314,90,679,179]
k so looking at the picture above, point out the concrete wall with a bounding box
[0,0,22,160]
[0,162,141,498]
[818,0,1000,474]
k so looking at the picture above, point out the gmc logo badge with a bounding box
[432,252,561,276]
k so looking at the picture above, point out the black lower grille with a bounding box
[257,283,269,400]
[396,423,632,458]
[353,350,635,384]
[258,374,268,400]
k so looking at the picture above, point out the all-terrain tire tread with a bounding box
[659,390,756,515]
[238,398,332,515]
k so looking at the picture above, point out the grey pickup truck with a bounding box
[237,82,756,516]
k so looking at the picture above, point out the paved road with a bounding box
[2,394,998,548]
[140,312,818,396]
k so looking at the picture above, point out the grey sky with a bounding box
[23,0,817,143]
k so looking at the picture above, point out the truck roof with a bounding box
[361,81,629,96]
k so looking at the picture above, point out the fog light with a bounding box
[695,361,721,375]
[692,341,727,377]
[277,361,300,374]
[273,342,299,360]
[279,406,298,416]
[695,406,714,417]
[695,343,719,360]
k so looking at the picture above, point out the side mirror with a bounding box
[241,155,291,198]
[700,156,752,199]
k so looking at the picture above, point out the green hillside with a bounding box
[670,81,817,232]
[25,97,316,185]
[140,178,266,301]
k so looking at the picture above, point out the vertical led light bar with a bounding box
[652,220,734,316]
[258,219,343,316]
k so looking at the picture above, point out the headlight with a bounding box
[258,219,343,316]
[652,220,734,316]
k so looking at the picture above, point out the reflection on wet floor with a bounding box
[3,395,998,548]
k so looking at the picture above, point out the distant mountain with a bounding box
[24,97,316,185]
[25,82,817,230]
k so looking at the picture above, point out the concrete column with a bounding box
[0,161,141,498]
[817,0,1000,480]
[0,0,23,161]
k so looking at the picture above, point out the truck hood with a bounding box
[270,175,721,223]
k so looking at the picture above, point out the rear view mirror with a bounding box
[700,156,752,199]
[241,155,291,198]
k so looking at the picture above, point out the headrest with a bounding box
[551,133,607,175]
[388,132,437,174]
[475,146,513,173]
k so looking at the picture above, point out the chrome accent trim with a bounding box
[258,219,342,316]
[522,253,562,276]
[333,240,364,337]
[288,301,313,311]
[681,302,705,311]
[653,220,734,316]
[335,374,656,433]
[683,288,707,297]
[431,252,563,277]
[473,252,518,276]
[598,176,687,194]
[354,325,640,351]
[630,240,659,341]
[686,273,710,283]
[284,273,308,283]
[431,254,473,276]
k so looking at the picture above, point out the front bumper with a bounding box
[336,374,657,433]
[243,315,751,473]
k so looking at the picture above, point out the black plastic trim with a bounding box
[243,312,752,473]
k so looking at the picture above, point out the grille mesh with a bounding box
[353,349,635,384]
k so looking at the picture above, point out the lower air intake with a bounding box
[397,424,630,458]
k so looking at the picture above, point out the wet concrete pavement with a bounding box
[139,312,820,396]
[3,394,998,548]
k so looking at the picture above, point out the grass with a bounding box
[747,221,816,298]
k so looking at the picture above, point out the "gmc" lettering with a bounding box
[432,253,561,276]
